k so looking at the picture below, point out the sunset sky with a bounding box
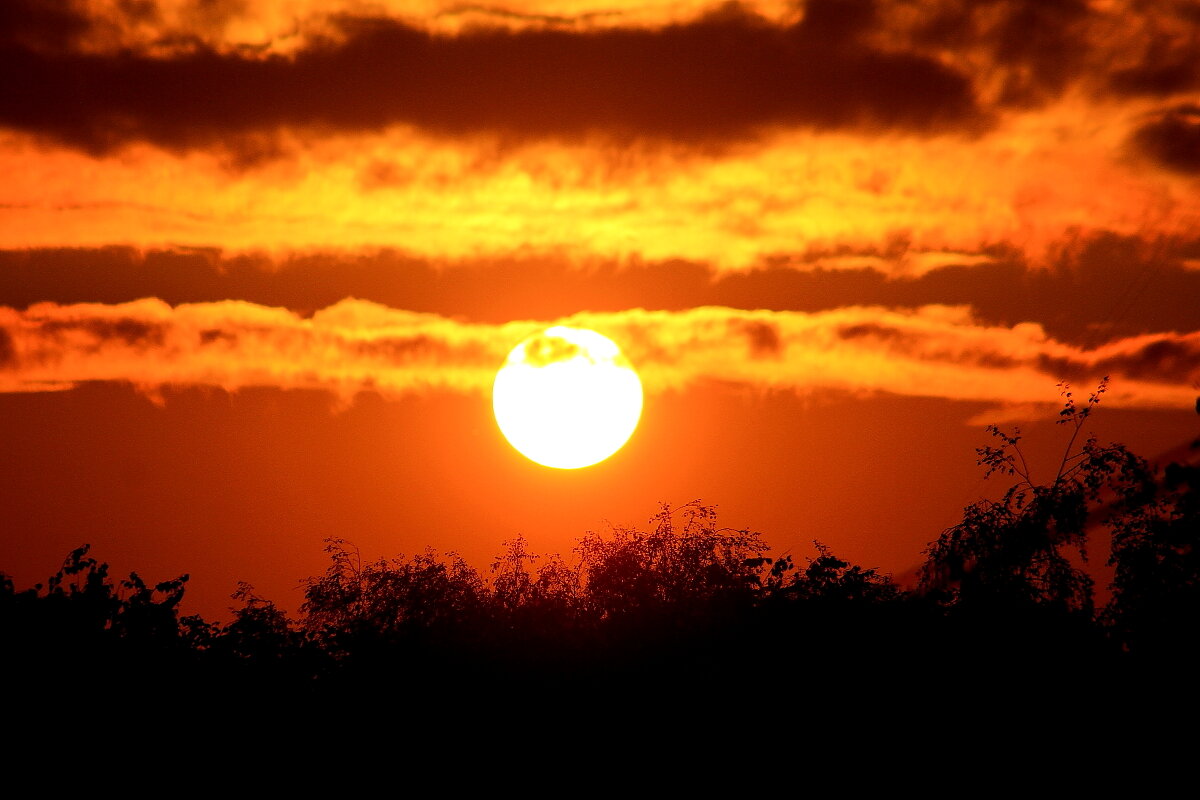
[2,0,1198,621]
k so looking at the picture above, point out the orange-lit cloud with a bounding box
[1,115,1195,269]
[0,1,1197,273]
[7,238,1199,349]
[2,299,1195,410]
[1,1,1198,271]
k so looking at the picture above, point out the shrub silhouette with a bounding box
[920,380,1122,616]
[918,378,1200,670]
[302,537,487,643]
[0,544,193,706]
[773,542,900,606]
[0,544,189,655]
[4,379,1197,708]
[574,501,767,619]
[1104,443,1200,660]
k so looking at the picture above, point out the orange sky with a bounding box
[1,0,1197,620]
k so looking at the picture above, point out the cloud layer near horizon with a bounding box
[2,298,1195,411]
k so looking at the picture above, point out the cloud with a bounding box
[1105,2,1200,98]
[0,298,521,398]
[0,1,812,57]
[1130,105,1200,174]
[0,325,14,366]
[5,234,1199,346]
[6,1,1196,157]
[3,109,1196,270]
[3,4,1197,268]
[1110,58,1199,98]
[0,0,91,52]
[1,298,1195,411]
[900,0,1094,107]
[0,3,987,154]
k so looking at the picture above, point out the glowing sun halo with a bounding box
[493,327,644,469]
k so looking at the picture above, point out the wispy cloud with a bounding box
[2,299,1195,410]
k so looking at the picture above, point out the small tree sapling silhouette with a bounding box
[917,376,1200,666]
[920,378,1134,616]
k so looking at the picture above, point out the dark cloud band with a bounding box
[0,5,985,152]
[3,233,1198,346]
[1131,105,1200,174]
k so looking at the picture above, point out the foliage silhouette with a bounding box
[0,544,196,711]
[302,537,487,643]
[918,378,1200,670]
[776,541,901,606]
[0,544,189,656]
[3,380,1197,712]
[1104,444,1200,660]
[574,501,767,620]
[920,379,1121,616]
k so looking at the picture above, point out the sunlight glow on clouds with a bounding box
[3,1,1198,270]
[2,299,1194,410]
[0,114,1194,270]
[64,2,808,54]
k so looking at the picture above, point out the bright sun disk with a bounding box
[492,326,643,469]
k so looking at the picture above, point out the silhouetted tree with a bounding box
[777,542,900,605]
[920,380,1128,617]
[0,544,199,713]
[0,545,192,657]
[489,535,587,645]
[914,378,1200,675]
[300,537,490,684]
[1104,444,1200,660]
[564,501,792,687]
[575,500,767,621]
[10,392,1196,717]
[211,582,304,660]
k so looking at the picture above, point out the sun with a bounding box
[493,326,643,469]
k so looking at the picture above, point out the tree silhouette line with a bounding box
[3,380,1197,713]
